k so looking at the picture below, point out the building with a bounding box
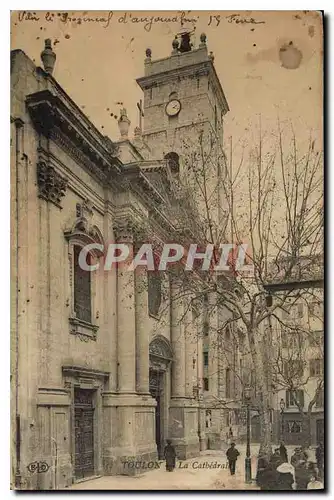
[11,32,237,489]
[264,274,324,447]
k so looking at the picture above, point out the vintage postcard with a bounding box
[10,10,324,491]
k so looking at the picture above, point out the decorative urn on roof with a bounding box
[118,108,131,139]
[41,39,56,75]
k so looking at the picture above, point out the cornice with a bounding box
[26,88,122,178]
[136,60,229,115]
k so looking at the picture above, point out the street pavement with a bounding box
[68,447,260,491]
[68,444,316,491]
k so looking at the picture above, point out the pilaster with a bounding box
[113,223,136,394]
[135,266,150,394]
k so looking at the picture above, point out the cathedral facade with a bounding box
[11,33,241,490]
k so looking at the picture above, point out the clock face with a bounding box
[165,99,181,117]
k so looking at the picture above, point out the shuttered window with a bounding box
[74,245,92,323]
[310,359,323,377]
[286,389,304,408]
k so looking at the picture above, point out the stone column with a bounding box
[135,267,150,394]
[114,225,136,393]
[170,278,186,398]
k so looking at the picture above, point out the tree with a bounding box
[140,119,323,458]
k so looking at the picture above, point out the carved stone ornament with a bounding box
[149,335,173,360]
[64,215,104,255]
[149,335,173,371]
[37,160,67,207]
[69,316,98,341]
[113,216,147,244]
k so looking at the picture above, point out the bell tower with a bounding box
[136,31,229,161]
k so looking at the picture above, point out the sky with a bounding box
[11,10,323,149]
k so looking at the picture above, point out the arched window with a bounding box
[164,152,180,174]
[65,215,104,340]
[169,91,178,100]
[73,244,92,323]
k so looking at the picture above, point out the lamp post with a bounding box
[244,386,252,483]
[279,398,285,442]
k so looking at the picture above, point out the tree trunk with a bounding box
[248,327,272,460]
[303,410,312,448]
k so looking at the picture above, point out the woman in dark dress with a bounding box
[279,442,288,463]
[276,462,295,490]
[164,439,176,472]
[295,460,311,490]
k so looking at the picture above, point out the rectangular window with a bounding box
[225,368,231,399]
[283,360,304,378]
[316,389,324,408]
[286,389,304,408]
[74,245,91,323]
[282,328,302,350]
[286,420,303,433]
[309,330,323,347]
[309,359,323,377]
[203,351,209,367]
[203,377,209,391]
[203,321,209,336]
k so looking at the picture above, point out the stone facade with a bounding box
[11,34,234,490]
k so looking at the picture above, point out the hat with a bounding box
[277,463,294,474]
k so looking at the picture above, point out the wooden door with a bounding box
[74,389,94,479]
[149,370,164,459]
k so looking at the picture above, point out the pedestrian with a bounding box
[301,445,309,462]
[279,441,288,463]
[291,446,302,467]
[316,441,324,477]
[256,453,268,488]
[295,460,310,490]
[307,474,324,490]
[276,462,295,490]
[307,461,318,478]
[256,457,278,491]
[262,461,280,491]
[226,442,240,476]
[270,448,283,469]
[164,439,176,472]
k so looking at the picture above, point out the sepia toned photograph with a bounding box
[10,10,324,491]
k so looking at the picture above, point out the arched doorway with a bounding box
[149,336,173,459]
